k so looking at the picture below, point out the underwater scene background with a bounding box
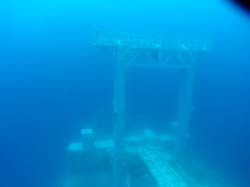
[0,1,250,187]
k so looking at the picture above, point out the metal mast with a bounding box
[95,34,207,187]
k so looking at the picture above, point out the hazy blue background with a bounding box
[0,0,249,187]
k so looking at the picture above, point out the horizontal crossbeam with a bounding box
[96,36,208,52]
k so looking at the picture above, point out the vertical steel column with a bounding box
[113,47,127,187]
[175,56,196,155]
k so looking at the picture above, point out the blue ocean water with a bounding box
[0,1,250,187]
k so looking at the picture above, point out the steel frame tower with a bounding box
[95,34,207,187]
